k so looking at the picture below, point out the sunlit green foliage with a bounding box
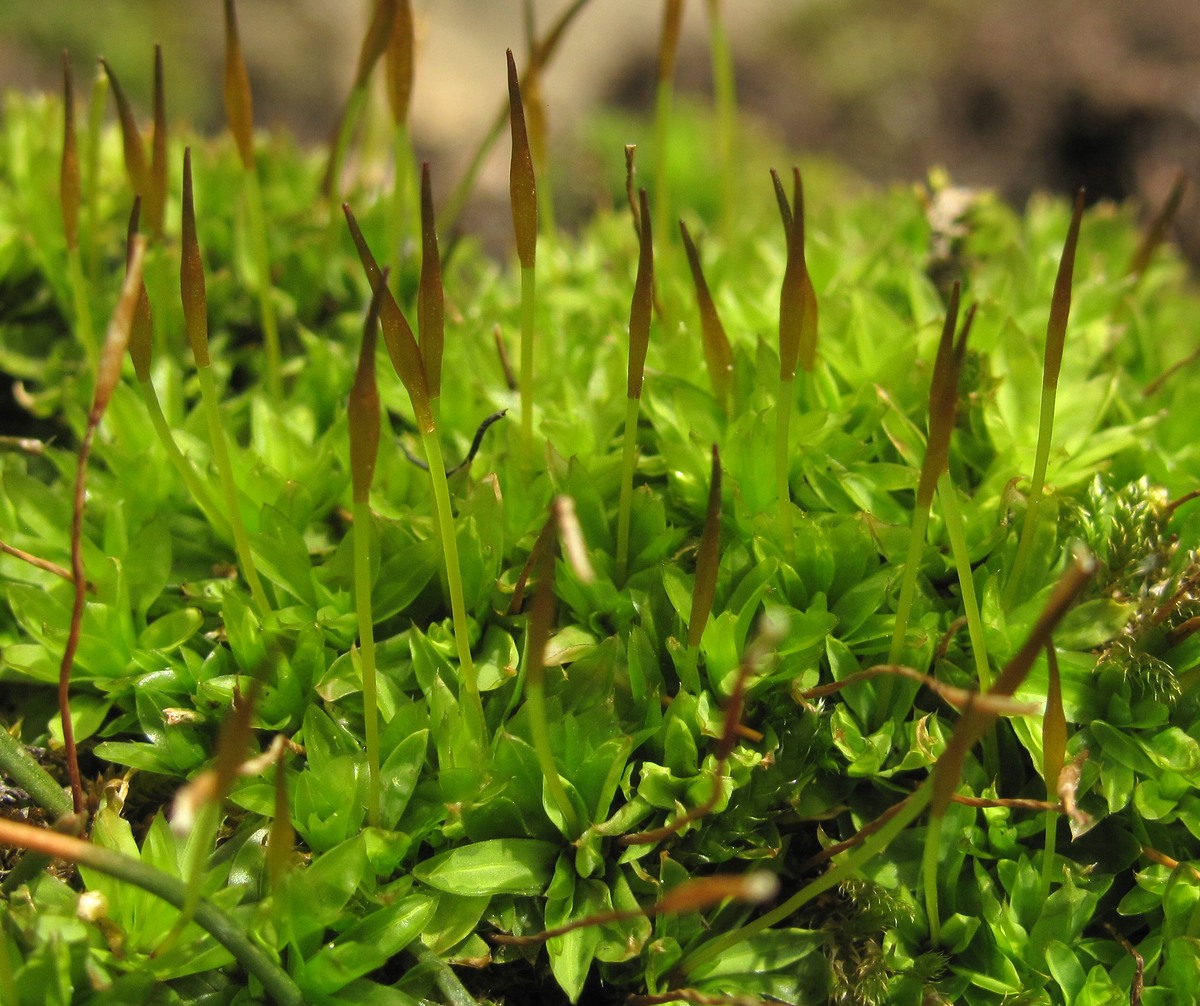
[0,15,1199,1005]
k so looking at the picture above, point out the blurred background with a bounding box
[2,0,1199,257]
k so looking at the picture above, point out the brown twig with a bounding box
[1103,923,1144,1006]
[59,238,146,816]
[0,540,94,593]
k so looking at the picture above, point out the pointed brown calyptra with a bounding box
[418,163,444,399]
[60,53,80,252]
[777,167,818,379]
[507,49,537,270]
[679,220,733,407]
[353,0,396,91]
[144,45,167,238]
[519,4,551,204]
[101,58,149,202]
[916,284,974,509]
[658,0,684,88]
[94,239,146,423]
[687,445,722,649]
[624,145,641,236]
[223,0,256,170]
[349,270,388,505]
[320,0,396,195]
[180,149,210,368]
[343,204,433,432]
[125,198,153,382]
[438,0,593,237]
[1129,170,1188,278]
[769,167,792,240]
[1043,189,1085,395]
[385,0,414,127]
[628,189,654,400]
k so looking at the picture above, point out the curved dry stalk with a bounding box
[798,662,1037,718]
[490,872,777,947]
[59,238,146,816]
[0,817,303,1006]
[680,222,734,409]
[507,48,538,455]
[0,541,91,593]
[1128,170,1187,279]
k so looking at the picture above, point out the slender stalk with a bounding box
[508,49,538,459]
[385,0,415,263]
[519,265,536,453]
[60,54,96,365]
[195,367,271,618]
[705,0,737,238]
[342,208,480,745]
[353,497,381,824]
[321,0,394,229]
[349,272,387,827]
[421,430,480,711]
[225,0,281,402]
[653,0,684,266]
[84,66,107,281]
[157,801,220,955]
[243,169,282,402]
[182,148,270,619]
[924,810,945,944]
[775,376,794,551]
[389,123,414,265]
[137,379,228,537]
[0,726,72,819]
[439,0,593,238]
[1004,191,1085,607]
[526,503,583,838]
[687,445,722,649]
[324,87,368,244]
[406,938,478,1006]
[1039,643,1067,902]
[125,197,227,539]
[937,474,990,691]
[681,780,934,977]
[615,396,642,586]
[0,818,303,1006]
[884,504,932,670]
[58,240,146,817]
[880,290,971,720]
[1128,170,1187,280]
[938,470,998,774]
[0,541,85,589]
[920,556,1093,942]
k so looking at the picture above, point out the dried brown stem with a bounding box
[60,238,147,815]
[1128,170,1187,278]
[0,541,92,592]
